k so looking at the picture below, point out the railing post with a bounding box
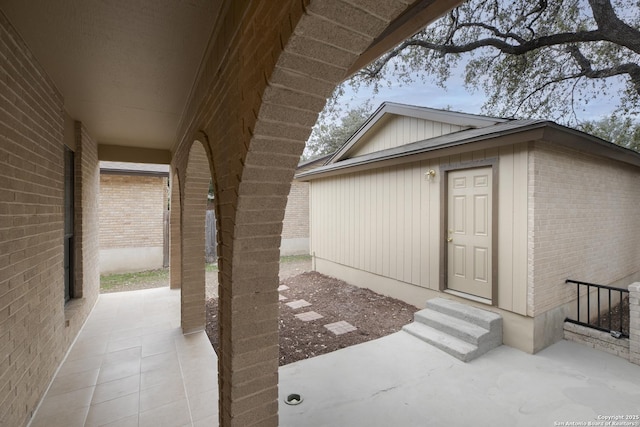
[629,282,640,366]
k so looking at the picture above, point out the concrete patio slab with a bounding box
[279,331,640,427]
[31,287,640,427]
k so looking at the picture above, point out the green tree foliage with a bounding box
[349,0,640,124]
[304,103,372,159]
[579,115,640,151]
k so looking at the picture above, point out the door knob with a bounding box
[447,237,453,242]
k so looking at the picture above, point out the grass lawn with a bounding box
[100,254,311,292]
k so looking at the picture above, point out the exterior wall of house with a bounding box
[529,141,640,351]
[309,143,530,349]
[281,181,309,255]
[99,173,168,273]
[348,115,467,158]
[0,13,100,425]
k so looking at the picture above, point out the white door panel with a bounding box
[447,167,492,300]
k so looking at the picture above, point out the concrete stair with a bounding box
[403,298,503,362]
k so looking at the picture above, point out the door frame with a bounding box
[439,158,499,306]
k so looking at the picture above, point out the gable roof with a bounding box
[325,102,507,165]
[297,119,640,181]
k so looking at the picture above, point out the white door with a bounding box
[447,167,493,300]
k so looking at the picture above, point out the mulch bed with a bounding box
[205,271,418,366]
[597,296,630,335]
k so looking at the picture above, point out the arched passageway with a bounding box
[168,1,462,425]
[180,140,214,333]
[170,169,181,290]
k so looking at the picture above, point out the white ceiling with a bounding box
[1,0,220,150]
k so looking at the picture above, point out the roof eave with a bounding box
[297,121,640,181]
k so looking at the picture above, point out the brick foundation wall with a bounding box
[99,174,167,249]
[564,322,630,359]
[529,142,640,317]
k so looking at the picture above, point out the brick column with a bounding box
[181,142,210,333]
[629,283,640,366]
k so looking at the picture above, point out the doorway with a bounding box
[446,166,493,301]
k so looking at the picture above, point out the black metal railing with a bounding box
[565,279,630,339]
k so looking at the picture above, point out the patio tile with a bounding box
[100,414,139,427]
[106,335,142,353]
[295,311,324,322]
[56,354,103,377]
[36,386,94,418]
[48,368,100,396]
[91,374,140,405]
[286,299,312,309]
[187,389,218,422]
[141,350,180,373]
[324,320,357,335]
[32,288,220,427]
[139,381,187,412]
[29,405,89,427]
[84,392,139,426]
[138,398,191,427]
[193,415,218,427]
[278,285,289,291]
[103,346,141,365]
[97,358,141,384]
[279,294,288,301]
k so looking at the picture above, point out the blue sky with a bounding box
[333,71,624,123]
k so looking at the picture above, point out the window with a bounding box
[64,146,74,302]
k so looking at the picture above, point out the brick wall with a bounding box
[0,12,101,425]
[529,142,640,317]
[1,11,61,426]
[282,181,309,240]
[99,174,167,249]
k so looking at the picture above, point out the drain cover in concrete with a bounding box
[324,321,357,335]
[295,311,324,322]
[286,299,311,309]
[278,285,289,291]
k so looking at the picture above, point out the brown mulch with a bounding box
[205,271,418,366]
[597,296,630,335]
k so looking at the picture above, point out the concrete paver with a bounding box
[286,299,312,309]
[295,311,324,322]
[324,320,357,335]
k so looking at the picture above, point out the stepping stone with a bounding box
[279,294,287,301]
[295,311,323,322]
[278,285,289,291]
[286,299,311,309]
[324,321,357,335]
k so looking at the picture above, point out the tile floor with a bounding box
[29,287,218,427]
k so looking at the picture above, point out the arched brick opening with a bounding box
[166,2,459,424]
[181,140,214,333]
[170,169,181,290]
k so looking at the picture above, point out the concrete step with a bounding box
[404,298,503,362]
[402,322,479,362]
[414,309,488,346]
[426,298,502,331]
